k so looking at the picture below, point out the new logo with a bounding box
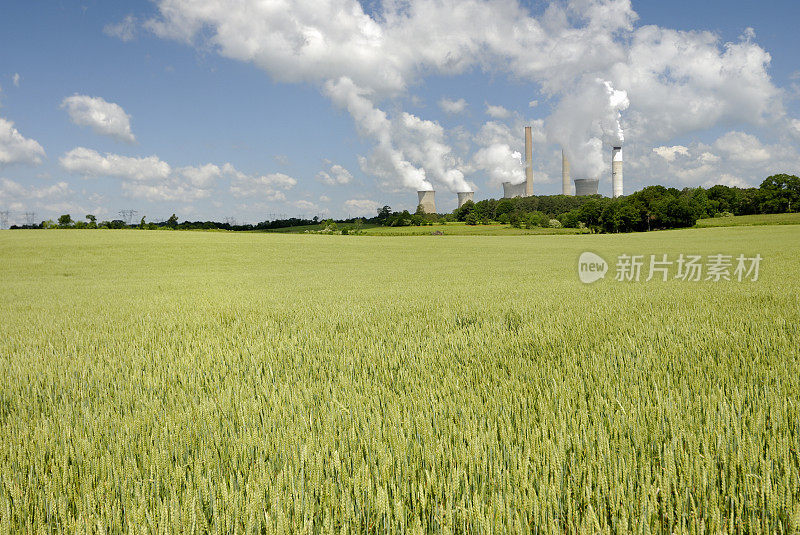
[578,252,608,284]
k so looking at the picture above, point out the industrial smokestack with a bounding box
[417,190,436,214]
[574,179,599,196]
[457,191,474,208]
[562,150,571,195]
[612,146,623,198]
[524,126,533,196]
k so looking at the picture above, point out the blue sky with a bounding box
[1,0,799,224]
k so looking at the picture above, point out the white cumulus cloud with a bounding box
[438,98,467,115]
[317,161,353,185]
[61,95,136,143]
[0,118,46,167]
[344,198,381,216]
[0,178,70,200]
[485,104,511,119]
[60,147,169,180]
[653,146,690,162]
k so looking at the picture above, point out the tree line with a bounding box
[10,174,798,234]
[452,174,799,232]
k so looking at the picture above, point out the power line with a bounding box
[24,212,36,226]
[0,211,9,230]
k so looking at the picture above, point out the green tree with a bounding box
[85,214,97,229]
[57,214,73,228]
[455,200,474,222]
[760,174,800,213]
[166,214,179,228]
[377,206,392,220]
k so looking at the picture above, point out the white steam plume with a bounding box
[546,77,629,179]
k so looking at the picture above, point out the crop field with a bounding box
[0,227,799,533]
[359,223,583,236]
[695,212,800,228]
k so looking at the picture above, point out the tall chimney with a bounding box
[457,191,474,208]
[417,190,436,214]
[612,146,623,198]
[562,150,571,195]
[524,126,533,196]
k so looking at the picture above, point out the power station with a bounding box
[412,128,625,210]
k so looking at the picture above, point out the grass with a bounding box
[265,221,585,236]
[695,212,800,228]
[360,222,583,236]
[0,227,798,532]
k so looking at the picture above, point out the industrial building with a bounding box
[457,191,474,208]
[417,190,436,214]
[562,150,571,195]
[574,178,600,196]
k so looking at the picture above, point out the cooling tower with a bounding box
[417,190,436,214]
[524,126,534,196]
[612,146,623,198]
[574,179,599,196]
[562,150,571,195]
[502,181,527,198]
[457,191,474,208]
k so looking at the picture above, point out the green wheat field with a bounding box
[1,227,799,533]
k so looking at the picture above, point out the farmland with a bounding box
[1,227,799,532]
[694,212,800,228]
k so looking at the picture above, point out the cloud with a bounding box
[703,173,749,189]
[228,166,297,199]
[0,178,70,200]
[325,77,431,191]
[59,148,229,201]
[143,0,794,193]
[61,95,136,143]
[653,145,689,162]
[628,129,800,190]
[104,15,138,42]
[292,199,319,211]
[0,118,46,166]
[439,98,467,115]
[274,154,290,165]
[545,77,629,179]
[316,161,353,185]
[472,143,523,186]
[485,104,511,119]
[59,147,170,180]
[344,198,380,215]
[12,74,20,87]
[120,181,211,202]
[712,131,771,162]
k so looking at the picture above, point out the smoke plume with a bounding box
[546,77,629,179]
